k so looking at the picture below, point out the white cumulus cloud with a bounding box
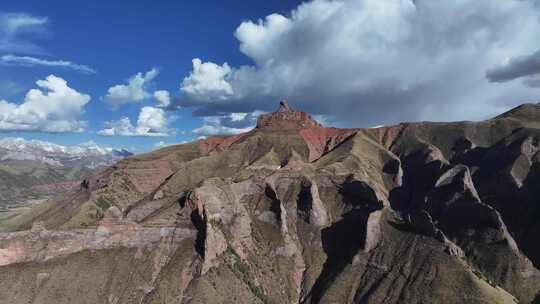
[178,0,540,126]
[181,58,234,102]
[98,106,173,137]
[103,68,159,107]
[192,124,252,136]
[153,90,171,108]
[0,75,90,132]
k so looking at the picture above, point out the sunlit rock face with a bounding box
[1,102,540,304]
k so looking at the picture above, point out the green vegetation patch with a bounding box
[95,196,112,211]
[225,248,271,304]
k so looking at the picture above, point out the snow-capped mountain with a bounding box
[0,138,133,209]
[0,138,132,168]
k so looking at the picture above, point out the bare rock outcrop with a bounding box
[300,127,357,162]
[256,100,322,130]
[0,220,195,267]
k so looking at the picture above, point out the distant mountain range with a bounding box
[0,138,131,211]
[0,138,131,168]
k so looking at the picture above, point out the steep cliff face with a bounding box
[1,102,540,304]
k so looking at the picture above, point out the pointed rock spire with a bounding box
[278,100,291,112]
[256,100,322,130]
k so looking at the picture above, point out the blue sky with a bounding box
[0,1,302,152]
[0,0,539,152]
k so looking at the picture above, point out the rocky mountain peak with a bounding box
[278,99,291,112]
[256,100,322,130]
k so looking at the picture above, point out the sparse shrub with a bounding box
[96,196,112,210]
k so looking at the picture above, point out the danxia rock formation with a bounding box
[1,102,540,303]
[256,100,322,130]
